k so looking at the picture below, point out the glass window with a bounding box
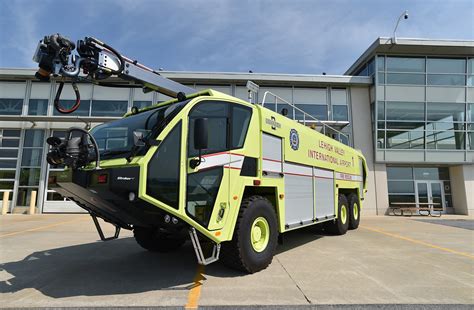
[468,59,474,74]
[427,58,466,74]
[132,101,152,110]
[0,181,14,190]
[386,73,425,85]
[386,57,425,72]
[386,131,424,149]
[231,105,252,149]
[427,74,465,86]
[377,56,385,71]
[19,168,41,186]
[426,131,465,150]
[28,99,48,115]
[377,101,385,120]
[468,76,474,86]
[386,102,424,121]
[468,103,474,122]
[24,130,45,147]
[295,104,328,120]
[0,98,23,115]
[0,160,17,169]
[0,170,16,179]
[21,149,43,167]
[331,89,347,105]
[377,130,385,148]
[388,180,414,193]
[188,101,228,157]
[146,122,181,209]
[387,167,413,180]
[469,132,474,150]
[427,103,465,122]
[414,167,449,180]
[53,100,90,116]
[368,59,375,75]
[0,149,18,158]
[333,105,348,121]
[91,100,128,117]
[186,167,223,227]
[377,72,385,85]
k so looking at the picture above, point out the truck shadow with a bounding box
[0,226,327,298]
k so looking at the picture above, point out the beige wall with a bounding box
[450,165,474,215]
[350,86,379,215]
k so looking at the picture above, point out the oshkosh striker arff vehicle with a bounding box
[34,34,368,273]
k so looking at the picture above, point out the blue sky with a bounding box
[0,0,472,74]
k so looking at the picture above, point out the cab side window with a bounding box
[231,105,252,149]
[188,102,228,157]
[188,101,252,157]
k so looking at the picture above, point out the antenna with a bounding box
[392,10,409,44]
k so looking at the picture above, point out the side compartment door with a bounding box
[186,101,230,230]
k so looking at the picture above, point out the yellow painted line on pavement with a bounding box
[185,264,205,309]
[0,217,88,238]
[361,225,474,260]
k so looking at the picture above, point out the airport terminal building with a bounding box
[0,37,473,215]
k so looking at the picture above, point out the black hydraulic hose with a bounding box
[54,82,81,114]
[67,127,101,170]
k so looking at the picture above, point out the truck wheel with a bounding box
[134,227,185,252]
[348,193,360,230]
[221,195,278,273]
[326,194,349,235]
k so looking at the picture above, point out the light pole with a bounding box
[392,10,409,44]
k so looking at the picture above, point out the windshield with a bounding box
[90,101,188,160]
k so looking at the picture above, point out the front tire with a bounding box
[134,227,186,252]
[221,195,278,273]
[326,194,349,235]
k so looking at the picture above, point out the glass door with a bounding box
[415,181,445,213]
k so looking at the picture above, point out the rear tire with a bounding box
[326,194,349,235]
[134,227,186,252]
[348,193,361,230]
[221,195,278,273]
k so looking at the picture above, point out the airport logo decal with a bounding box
[290,129,299,150]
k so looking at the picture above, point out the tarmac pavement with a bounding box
[0,214,473,308]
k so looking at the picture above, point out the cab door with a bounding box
[186,101,231,230]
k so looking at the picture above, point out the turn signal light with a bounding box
[98,174,108,184]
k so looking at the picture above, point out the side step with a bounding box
[91,213,121,241]
[189,227,220,265]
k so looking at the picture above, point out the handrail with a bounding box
[261,91,349,144]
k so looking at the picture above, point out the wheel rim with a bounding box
[251,217,270,252]
[340,205,348,225]
[353,203,359,220]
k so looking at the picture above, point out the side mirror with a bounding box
[190,118,208,169]
[133,131,146,147]
[194,118,208,150]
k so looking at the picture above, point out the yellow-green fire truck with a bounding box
[34,34,368,273]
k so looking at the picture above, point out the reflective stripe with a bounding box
[262,159,282,173]
[198,152,244,170]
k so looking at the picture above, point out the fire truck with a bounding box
[33,34,368,273]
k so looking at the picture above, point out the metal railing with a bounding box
[261,91,349,144]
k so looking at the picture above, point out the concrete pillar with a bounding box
[2,191,10,215]
[373,164,390,215]
[29,190,37,215]
[350,87,378,215]
[449,165,474,215]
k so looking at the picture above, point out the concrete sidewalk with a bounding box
[0,214,473,308]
